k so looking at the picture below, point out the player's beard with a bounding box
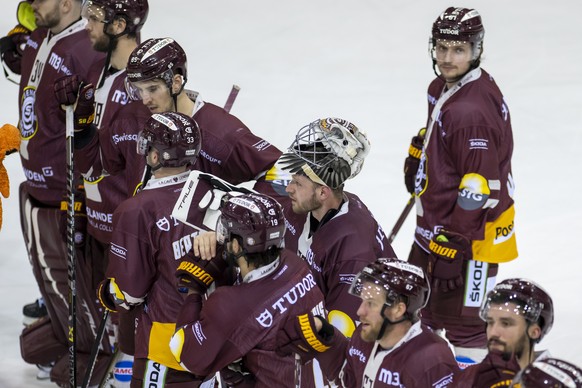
[360,322,381,343]
[34,6,61,29]
[290,190,321,215]
[93,33,117,53]
[487,332,529,360]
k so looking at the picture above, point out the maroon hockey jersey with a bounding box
[105,171,213,371]
[75,58,150,243]
[18,21,104,205]
[319,322,458,387]
[291,192,395,337]
[414,68,517,264]
[192,100,282,184]
[170,250,326,388]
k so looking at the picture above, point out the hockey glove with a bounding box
[97,279,120,312]
[175,252,228,294]
[54,75,96,132]
[59,184,87,248]
[403,127,426,194]
[428,229,472,292]
[472,349,520,388]
[220,359,256,387]
[0,24,31,75]
[276,313,334,364]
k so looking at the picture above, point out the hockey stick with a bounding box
[65,106,77,387]
[81,310,109,388]
[388,194,415,244]
[223,84,240,113]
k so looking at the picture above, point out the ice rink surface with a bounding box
[0,1,580,386]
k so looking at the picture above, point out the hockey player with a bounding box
[170,193,326,387]
[278,118,395,385]
[456,278,554,387]
[512,358,582,387]
[98,112,225,386]
[279,118,391,332]
[404,6,518,365]
[52,2,151,382]
[125,37,282,186]
[2,0,108,384]
[278,258,458,387]
[54,0,151,266]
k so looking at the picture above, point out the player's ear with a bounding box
[112,17,127,35]
[527,323,542,341]
[171,74,184,94]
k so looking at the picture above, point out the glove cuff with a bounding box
[298,313,331,353]
[177,260,218,288]
[97,280,117,313]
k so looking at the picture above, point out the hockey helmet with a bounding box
[514,358,582,388]
[480,278,554,342]
[126,37,188,89]
[82,0,149,35]
[430,7,484,62]
[136,112,201,168]
[349,258,430,320]
[216,193,285,254]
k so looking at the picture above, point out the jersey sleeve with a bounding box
[444,123,503,240]
[171,292,245,376]
[321,208,395,338]
[106,198,157,304]
[222,128,282,180]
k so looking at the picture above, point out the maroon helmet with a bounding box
[430,7,484,67]
[349,258,430,320]
[480,278,554,342]
[432,7,484,44]
[515,358,582,387]
[216,194,285,254]
[82,0,149,35]
[126,37,188,88]
[136,112,201,168]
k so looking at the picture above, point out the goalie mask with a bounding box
[480,278,554,343]
[216,193,285,254]
[279,118,370,189]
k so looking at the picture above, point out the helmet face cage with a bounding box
[479,279,554,340]
[137,112,201,168]
[279,118,363,189]
[126,38,188,91]
[217,194,285,254]
[348,258,429,317]
[82,0,149,35]
[516,358,582,388]
[429,7,484,62]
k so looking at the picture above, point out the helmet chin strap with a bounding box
[98,21,127,88]
[377,304,408,340]
[170,77,187,112]
[224,239,247,267]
